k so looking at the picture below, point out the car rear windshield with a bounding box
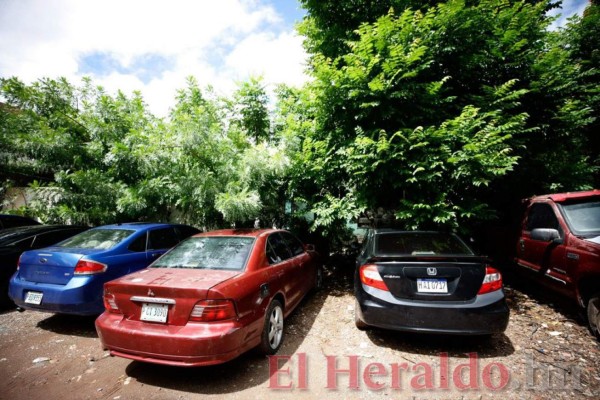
[57,229,134,250]
[374,232,473,256]
[151,236,255,271]
[560,201,600,236]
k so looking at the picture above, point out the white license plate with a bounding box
[140,303,169,323]
[417,279,448,293]
[25,291,43,305]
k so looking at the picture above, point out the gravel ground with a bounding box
[0,260,598,400]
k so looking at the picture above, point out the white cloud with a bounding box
[0,0,307,117]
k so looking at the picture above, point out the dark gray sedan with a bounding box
[354,230,509,335]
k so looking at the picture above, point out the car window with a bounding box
[175,225,200,240]
[526,203,560,232]
[31,229,82,248]
[57,229,135,250]
[266,233,292,264]
[128,233,147,252]
[374,232,473,256]
[281,232,304,256]
[560,201,600,236]
[10,237,35,248]
[148,227,179,250]
[152,236,254,270]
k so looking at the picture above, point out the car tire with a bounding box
[587,294,600,339]
[354,300,368,331]
[258,299,285,355]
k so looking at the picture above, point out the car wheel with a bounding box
[354,300,368,330]
[259,299,284,355]
[315,266,324,290]
[587,294,600,339]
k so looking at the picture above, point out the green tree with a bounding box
[294,0,560,232]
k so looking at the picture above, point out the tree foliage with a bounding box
[1,0,598,248]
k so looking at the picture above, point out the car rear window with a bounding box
[151,236,255,271]
[374,232,473,256]
[57,229,135,250]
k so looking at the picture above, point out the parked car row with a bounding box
[2,218,512,369]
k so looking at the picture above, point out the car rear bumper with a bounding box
[95,312,259,367]
[8,275,104,315]
[355,286,509,335]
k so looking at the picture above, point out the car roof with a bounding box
[530,189,600,203]
[195,228,278,238]
[370,229,455,235]
[92,222,185,231]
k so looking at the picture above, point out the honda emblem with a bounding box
[427,267,437,276]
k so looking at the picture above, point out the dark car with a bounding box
[0,214,40,230]
[96,229,322,367]
[515,190,600,338]
[0,224,89,307]
[354,230,509,335]
[9,222,199,315]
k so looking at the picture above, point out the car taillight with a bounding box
[190,299,237,322]
[103,292,121,313]
[478,266,503,295]
[359,264,389,291]
[74,260,107,275]
[16,254,23,271]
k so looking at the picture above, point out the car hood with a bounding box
[584,236,600,246]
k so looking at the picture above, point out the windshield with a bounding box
[57,229,134,250]
[152,236,254,270]
[374,232,474,256]
[560,201,600,236]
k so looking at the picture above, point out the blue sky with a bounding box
[0,0,590,117]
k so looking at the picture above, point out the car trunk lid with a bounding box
[370,255,488,301]
[105,267,241,326]
[18,247,104,285]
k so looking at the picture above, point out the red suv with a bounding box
[515,190,600,338]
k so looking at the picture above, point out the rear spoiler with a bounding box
[366,255,491,264]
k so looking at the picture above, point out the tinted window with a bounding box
[176,225,200,240]
[526,203,560,231]
[152,236,254,270]
[374,232,473,256]
[10,237,35,248]
[58,229,134,250]
[32,229,84,248]
[266,233,292,264]
[148,228,179,250]
[128,233,147,252]
[281,232,304,256]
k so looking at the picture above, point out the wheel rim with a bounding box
[268,305,284,349]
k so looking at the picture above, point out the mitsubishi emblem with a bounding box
[147,289,155,297]
[427,267,437,276]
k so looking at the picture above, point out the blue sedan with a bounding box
[9,222,199,315]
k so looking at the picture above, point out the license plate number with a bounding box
[25,291,43,305]
[140,303,169,323]
[417,279,448,293]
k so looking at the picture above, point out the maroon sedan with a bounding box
[95,229,322,367]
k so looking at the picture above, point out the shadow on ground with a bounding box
[36,313,98,338]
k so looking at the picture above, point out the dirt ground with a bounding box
[0,261,599,400]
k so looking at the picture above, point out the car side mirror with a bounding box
[530,228,562,244]
[304,244,316,252]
